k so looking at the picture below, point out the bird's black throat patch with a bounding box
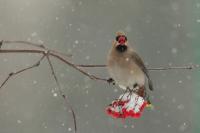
[116,45,127,53]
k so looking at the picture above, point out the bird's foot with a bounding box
[107,78,115,85]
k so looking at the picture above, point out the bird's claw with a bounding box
[107,78,115,85]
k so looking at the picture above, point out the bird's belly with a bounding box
[108,65,145,90]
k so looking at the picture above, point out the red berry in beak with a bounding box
[116,35,127,44]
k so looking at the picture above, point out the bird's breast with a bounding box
[107,55,145,89]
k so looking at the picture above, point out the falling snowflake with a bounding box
[179,122,187,132]
[31,32,37,37]
[74,40,79,44]
[53,93,58,97]
[171,48,177,54]
[33,80,37,84]
[68,127,72,132]
[17,120,22,124]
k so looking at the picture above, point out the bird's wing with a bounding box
[130,51,154,91]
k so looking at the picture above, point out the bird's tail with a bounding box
[148,77,154,91]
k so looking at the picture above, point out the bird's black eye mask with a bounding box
[116,35,127,44]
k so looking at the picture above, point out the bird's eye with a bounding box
[116,35,127,44]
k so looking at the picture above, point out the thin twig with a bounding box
[2,40,72,58]
[0,54,45,89]
[46,53,77,133]
[49,52,108,82]
[0,49,45,54]
[77,64,106,68]
[76,64,199,71]
[147,65,198,70]
[0,49,107,82]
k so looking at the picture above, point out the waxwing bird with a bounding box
[107,32,153,98]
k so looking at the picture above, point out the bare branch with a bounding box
[0,49,108,82]
[0,49,107,82]
[49,52,108,82]
[3,40,45,48]
[0,49,45,54]
[77,64,106,68]
[2,40,72,58]
[76,64,200,71]
[0,54,45,90]
[46,53,77,133]
[147,65,198,70]
[0,43,108,132]
[0,40,199,132]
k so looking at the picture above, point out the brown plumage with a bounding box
[107,32,153,95]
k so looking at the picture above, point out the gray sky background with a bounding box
[0,0,197,133]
